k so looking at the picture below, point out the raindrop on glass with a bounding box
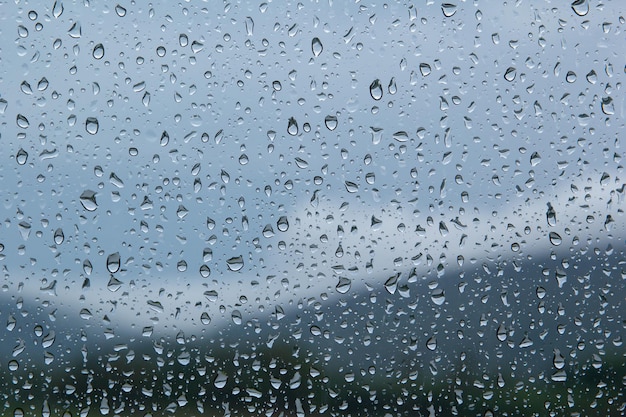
[106,252,121,273]
[92,43,104,60]
[85,117,99,135]
[369,79,383,100]
[79,190,98,211]
[324,115,338,131]
[226,255,244,272]
[311,37,323,56]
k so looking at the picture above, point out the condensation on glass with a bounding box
[1,1,624,416]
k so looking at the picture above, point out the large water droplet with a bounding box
[324,115,338,131]
[601,97,614,115]
[430,288,445,305]
[200,312,211,325]
[214,371,228,388]
[68,21,81,38]
[287,117,298,136]
[369,79,383,100]
[106,252,121,273]
[392,131,409,142]
[311,37,323,56]
[546,203,557,226]
[53,228,64,245]
[277,216,289,232]
[115,4,127,17]
[384,273,399,294]
[549,231,562,246]
[245,16,254,36]
[16,149,28,165]
[335,277,351,294]
[344,181,359,193]
[226,255,244,272]
[426,336,437,351]
[52,1,64,18]
[16,114,29,129]
[441,3,458,17]
[92,43,105,59]
[571,0,589,16]
[85,117,99,134]
[504,67,517,82]
[419,63,431,77]
[496,324,507,342]
[79,190,98,211]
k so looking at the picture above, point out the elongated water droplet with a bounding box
[85,117,99,134]
[287,117,298,136]
[92,43,104,59]
[106,252,121,273]
[68,21,81,38]
[546,203,557,226]
[426,336,437,351]
[277,216,289,232]
[384,273,399,294]
[226,255,244,272]
[16,114,29,129]
[53,228,64,244]
[245,16,254,36]
[392,131,409,142]
[311,37,323,56]
[53,1,64,18]
[79,190,98,211]
[369,79,382,100]
[496,324,507,342]
[553,349,565,369]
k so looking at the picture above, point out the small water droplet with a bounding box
[571,0,589,16]
[92,43,104,59]
[106,252,121,273]
[85,117,99,134]
[226,255,244,272]
[79,190,98,211]
[287,117,298,136]
[324,115,338,131]
[311,37,323,56]
[369,79,383,100]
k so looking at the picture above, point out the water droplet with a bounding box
[344,181,359,193]
[336,277,351,294]
[245,16,254,36]
[68,21,81,38]
[277,216,289,232]
[601,97,614,115]
[311,37,323,56]
[16,114,29,129]
[287,117,298,136]
[214,371,228,388]
[231,310,242,325]
[226,255,244,272]
[8,360,19,371]
[324,115,338,131]
[85,117,99,135]
[553,349,565,369]
[441,3,458,17]
[16,149,28,165]
[571,0,589,16]
[179,33,188,47]
[79,190,98,211]
[565,71,576,83]
[369,79,383,100]
[20,81,32,95]
[419,63,431,77]
[392,131,409,142]
[530,151,541,166]
[200,312,211,325]
[519,335,533,348]
[115,4,126,17]
[426,336,437,351]
[504,67,517,81]
[107,276,122,292]
[388,77,397,94]
[430,288,445,305]
[549,231,562,246]
[52,1,64,18]
[546,203,557,226]
[496,324,507,342]
[106,252,121,273]
[53,228,64,245]
[92,43,104,59]
[384,273,399,294]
